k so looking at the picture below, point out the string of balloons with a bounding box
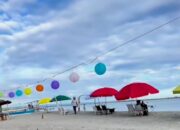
[0,59,106,98]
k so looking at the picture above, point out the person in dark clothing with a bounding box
[141,101,148,116]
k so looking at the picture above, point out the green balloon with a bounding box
[0,92,4,97]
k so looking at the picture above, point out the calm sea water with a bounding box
[41,97,180,112]
[6,97,180,113]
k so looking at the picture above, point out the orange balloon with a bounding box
[36,84,44,92]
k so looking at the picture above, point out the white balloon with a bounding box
[69,72,80,83]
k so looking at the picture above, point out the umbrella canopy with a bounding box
[173,85,180,94]
[38,98,51,105]
[0,100,11,106]
[50,95,71,102]
[90,87,118,97]
[115,82,159,100]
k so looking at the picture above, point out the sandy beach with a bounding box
[0,112,180,130]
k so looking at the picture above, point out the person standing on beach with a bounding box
[71,97,78,114]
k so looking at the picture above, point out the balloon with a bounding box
[16,90,23,97]
[0,92,4,97]
[24,88,32,95]
[8,92,15,98]
[69,72,80,83]
[51,80,60,89]
[36,84,44,92]
[95,63,106,75]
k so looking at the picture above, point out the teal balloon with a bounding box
[95,63,106,75]
[16,90,23,97]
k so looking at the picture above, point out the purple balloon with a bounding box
[8,92,15,98]
[51,80,60,89]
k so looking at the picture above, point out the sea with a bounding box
[39,97,180,112]
[5,97,180,113]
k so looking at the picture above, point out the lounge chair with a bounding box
[0,113,8,120]
[126,104,143,116]
[94,105,103,115]
[101,105,115,114]
[134,105,143,116]
[59,107,69,115]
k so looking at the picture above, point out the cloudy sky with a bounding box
[0,0,180,103]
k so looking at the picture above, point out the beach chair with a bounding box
[101,105,108,115]
[0,113,8,120]
[101,105,115,114]
[60,107,69,115]
[134,105,143,116]
[94,106,103,115]
[126,104,143,116]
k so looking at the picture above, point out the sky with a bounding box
[0,0,180,104]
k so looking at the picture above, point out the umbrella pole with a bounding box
[59,101,64,115]
[6,104,10,118]
[98,98,100,105]
[55,98,60,114]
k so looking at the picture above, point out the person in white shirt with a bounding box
[71,97,78,114]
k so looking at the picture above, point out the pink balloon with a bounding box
[69,72,80,83]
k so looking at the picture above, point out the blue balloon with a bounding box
[95,63,106,75]
[16,90,23,97]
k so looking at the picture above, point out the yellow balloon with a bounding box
[24,88,32,95]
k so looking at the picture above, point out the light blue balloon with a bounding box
[16,90,23,97]
[95,63,106,75]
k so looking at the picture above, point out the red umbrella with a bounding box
[115,82,159,100]
[90,87,118,97]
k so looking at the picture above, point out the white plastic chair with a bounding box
[127,104,143,116]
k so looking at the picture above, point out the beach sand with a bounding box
[0,112,180,130]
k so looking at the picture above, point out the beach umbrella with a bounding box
[173,85,180,94]
[50,95,71,112]
[50,95,71,102]
[90,87,118,105]
[115,82,159,100]
[38,98,51,105]
[90,87,118,97]
[0,100,11,106]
